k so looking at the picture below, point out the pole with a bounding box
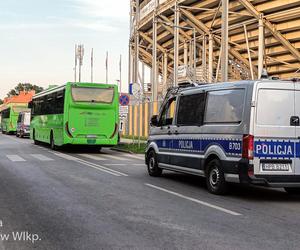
[208,33,214,82]
[193,29,196,83]
[258,14,264,79]
[74,44,77,83]
[174,1,179,87]
[243,25,254,80]
[91,48,94,83]
[106,51,108,84]
[119,54,122,92]
[152,2,158,101]
[221,0,229,82]
[202,35,207,81]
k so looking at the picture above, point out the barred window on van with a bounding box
[204,89,245,124]
[176,93,206,126]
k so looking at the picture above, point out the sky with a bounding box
[0,0,130,99]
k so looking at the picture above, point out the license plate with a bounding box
[261,163,291,171]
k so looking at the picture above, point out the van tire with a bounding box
[147,150,162,177]
[284,187,300,195]
[206,159,228,195]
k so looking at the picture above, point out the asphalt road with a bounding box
[0,133,299,250]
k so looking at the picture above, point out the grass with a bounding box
[113,142,147,154]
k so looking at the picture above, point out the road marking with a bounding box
[145,183,241,216]
[6,155,26,162]
[101,154,131,161]
[52,152,128,177]
[30,154,53,161]
[132,163,145,166]
[105,163,126,166]
[78,154,107,161]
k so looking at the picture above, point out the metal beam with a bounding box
[180,8,257,75]
[238,0,300,62]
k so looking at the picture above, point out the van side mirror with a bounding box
[150,115,159,127]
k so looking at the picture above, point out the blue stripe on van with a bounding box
[154,138,242,156]
[154,138,300,159]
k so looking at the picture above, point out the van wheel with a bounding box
[284,187,300,195]
[147,150,162,177]
[50,132,57,150]
[206,159,228,195]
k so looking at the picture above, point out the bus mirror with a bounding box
[28,101,33,109]
[150,115,159,127]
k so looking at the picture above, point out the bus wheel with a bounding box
[33,130,39,145]
[50,132,57,150]
[147,150,162,177]
[284,187,300,195]
[206,159,228,195]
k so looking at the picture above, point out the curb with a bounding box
[111,147,134,154]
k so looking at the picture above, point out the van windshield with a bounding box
[71,87,114,104]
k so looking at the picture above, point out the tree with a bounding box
[7,83,44,97]
[0,99,3,105]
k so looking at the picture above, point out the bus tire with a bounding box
[206,159,228,195]
[284,187,300,195]
[146,150,162,177]
[50,132,57,150]
[33,130,39,145]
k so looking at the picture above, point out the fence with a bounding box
[121,101,163,138]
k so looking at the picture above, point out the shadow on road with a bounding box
[161,172,300,202]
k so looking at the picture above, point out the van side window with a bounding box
[177,93,206,126]
[204,89,245,124]
[159,97,176,126]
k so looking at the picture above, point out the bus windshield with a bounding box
[71,87,114,103]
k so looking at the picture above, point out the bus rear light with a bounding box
[65,122,73,138]
[110,123,118,139]
[242,134,254,160]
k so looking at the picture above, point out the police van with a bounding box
[145,80,300,195]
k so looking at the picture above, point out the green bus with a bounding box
[30,82,119,149]
[1,104,29,134]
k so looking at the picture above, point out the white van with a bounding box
[16,111,31,138]
[146,80,300,195]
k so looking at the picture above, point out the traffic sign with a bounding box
[119,106,129,115]
[119,94,130,106]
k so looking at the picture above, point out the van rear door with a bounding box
[253,81,296,176]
